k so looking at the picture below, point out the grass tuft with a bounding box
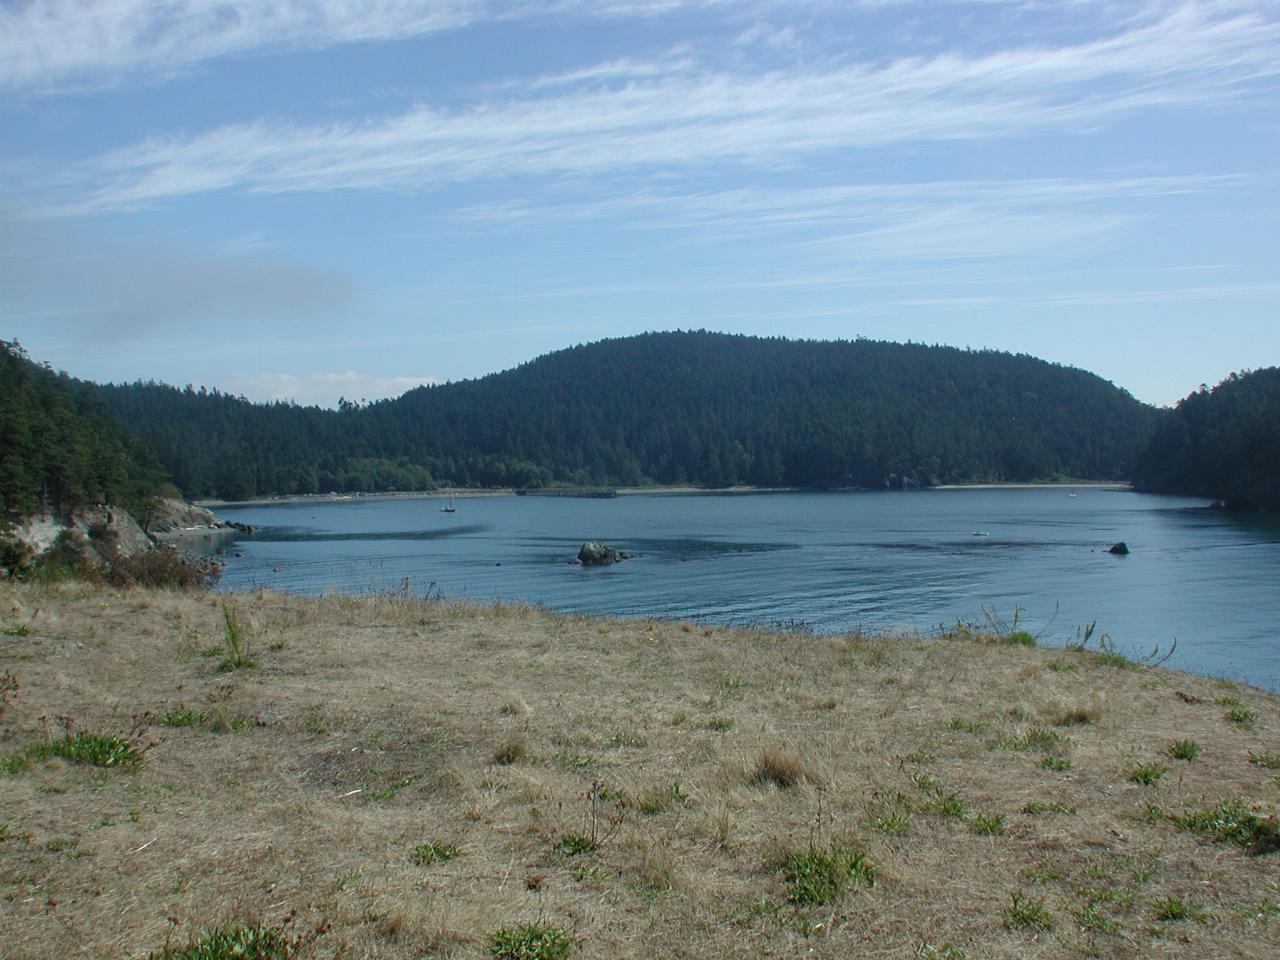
[488,923,572,960]
[146,922,298,960]
[1003,891,1055,931]
[750,748,820,788]
[492,735,529,765]
[410,841,459,865]
[970,813,1006,836]
[1248,752,1280,770]
[1153,897,1207,922]
[156,707,205,728]
[1126,763,1168,786]
[218,601,255,671]
[1168,798,1280,852]
[1166,739,1201,761]
[778,844,875,906]
[28,732,142,768]
[1224,707,1256,730]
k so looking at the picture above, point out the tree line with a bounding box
[1133,368,1280,510]
[84,332,1160,499]
[1,340,161,518]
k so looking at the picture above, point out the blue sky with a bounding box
[2,0,1277,407]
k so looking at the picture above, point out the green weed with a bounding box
[1153,897,1207,922]
[971,813,1006,836]
[1224,708,1256,730]
[1127,763,1168,786]
[1247,752,1280,770]
[1167,739,1201,761]
[156,707,204,728]
[2,624,31,637]
[778,844,875,906]
[410,842,459,865]
[706,716,734,732]
[1003,892,1054,931]
[488,923,572,960]
[147,922,298,960]
[28,732,142,768]
[1169,798,1280,852]
[558,834,598,856]
[1038,756,1072,771]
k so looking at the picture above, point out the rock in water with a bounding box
[578,540,621,565]
[1108,542,1130,555]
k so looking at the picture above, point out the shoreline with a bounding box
[196,480,1132,509]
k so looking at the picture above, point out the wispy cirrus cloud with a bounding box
[47,4,1277,213]
[0,0,851,93]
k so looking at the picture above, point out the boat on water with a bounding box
[441,491,456,513]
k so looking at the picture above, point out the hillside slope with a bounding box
[1133,368,1280,510]
[94,332,1160,498]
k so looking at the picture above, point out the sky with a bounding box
[2,0,1278,408]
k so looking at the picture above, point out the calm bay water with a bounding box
[212,488,1280,691]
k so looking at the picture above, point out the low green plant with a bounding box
[1224,708,1256,730]
[947,717,986,734]
[28,732,142,768]
[147,922,299,959]
[1038,756,1071,771]
[918,791,967,819]
[411,841,459,865]
[1021,800,1074,816]
[1169,798,1280,852]
[558,834,598,856]
[1153,897,1207,922]
[971,813,1006,836]
[1248,752,1280,770]
[778,843,875,906]
[706,716,734,732]
[1,752,30,774]
[1214,694,1241,707]
[218,601,254,671]
[156,707,204,728]
[1167,739,1201,761]
[872,809,912,835]
[1003,891,1055,931]
[2,623,31,637]
[488,923,572,960]
[1127,763,1168,786]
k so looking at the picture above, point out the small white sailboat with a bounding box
[440,491,456,513]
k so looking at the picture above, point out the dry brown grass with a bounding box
[1,579,1278,959]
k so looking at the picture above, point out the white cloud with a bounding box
[48,4,1277,212]
[220,370,437,406]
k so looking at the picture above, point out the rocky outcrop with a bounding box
[146,498,251,537]
[3,507,152,564]
[574,540,635,566]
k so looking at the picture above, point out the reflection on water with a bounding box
[212,489,1280,691]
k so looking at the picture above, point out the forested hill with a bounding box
[1,340,161,517]
[1133,368,1280,510]
[90,332,1159,499]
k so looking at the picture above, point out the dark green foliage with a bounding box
[1133,367,1280,510]
[147,923,297,960]
[90,332,1158,498]
[779,844,875,905]
[488,923,572,960]
[0,340,162,518]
